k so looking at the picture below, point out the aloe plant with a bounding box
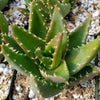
[18,0,76,20]
[1,2,100,98]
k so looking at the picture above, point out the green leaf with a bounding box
[46,6,66,42]
[40,60,69,83]
[45,31,68,57]
[0,12,8,61]
[3,35,25,54]
[30,74,65,98]
[28,1,48,39]
[50,33,63,69]
[0,0,8,10]
[24,0,33,6]
[69,17,91,50]
[0,11,8,34]
[34,1,50,21]
[57,2,71,17]
[69,65,100,85]
[17,7,29,17]
[45,33,61,54]
[69,0,77,7]
[66,36,100,75]
[11,25,45,58]
[35,48,52,69]
[1,44,41,77]
[62,0,69,3]
[48,0,71,17]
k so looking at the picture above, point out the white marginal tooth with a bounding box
[6,43,9,46]
[19,65,22,67]
[78,63,81,67]
[16,51,19,53]
[25,70,27,73]
[19,43,23,46]
[80,74,82,77]
[73,70,76,73]
[51,6,53,9]
[14,59,16,62]
[0,51,3,54]
[93,47,97,50]
[87,55,91,58]
[39,9,41,11]
[10,47,13,50]
[27,50,30,53]
[35,3,38,6]
[7,54,9,56]
[13,49,16,52]
[29,32,31,34]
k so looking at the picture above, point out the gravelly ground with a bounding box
[0,0,100,100]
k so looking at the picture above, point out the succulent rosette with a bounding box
[0,1,100,98]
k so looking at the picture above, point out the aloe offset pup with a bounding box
[1,2,100,98]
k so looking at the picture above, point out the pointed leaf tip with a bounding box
[66,36,100,75]
[46,6,65,42]
[11,25,45,58]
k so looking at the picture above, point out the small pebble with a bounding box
[28,89,35,98]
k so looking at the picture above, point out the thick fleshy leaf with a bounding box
[57,2,71,17]
[66,36,100,75]
[45,33,61,54]
[48,0,71,17]
[24,0,32,6]
[46,6,66,42]
[2,35,25,54]
[40,60,69,83]
[45,31,68,57]
[1,44,41,77]
[0,11,8,34]
[35,48,52,69]
[34,1,50,21]
[48,0,57,11]
[0,12,8,61]
[28,1,48,39]
[50,33,63,69]
[30,74,65,98]
[17,8,29,17]
[0,0,8,10]
[62,0,69,3]
[43,0,47,4]
[69,0,77,7]
[11,25,45,58]
[69,17,91,50]
[69,65,100,85]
